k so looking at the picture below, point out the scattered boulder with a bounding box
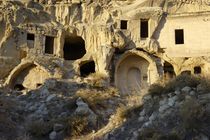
[53,123,64,132]
[49,131,57,140]
[181,86,191,93]
[46,94,56,102]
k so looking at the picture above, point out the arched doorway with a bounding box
[63,36,86,60]
[115,51,159,95]
[6,63,50,91]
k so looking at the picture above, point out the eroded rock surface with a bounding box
[1,0,210,95]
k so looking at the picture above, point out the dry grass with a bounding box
[76,87,119,110]
[67,115,89,137]
[86,72,108,88]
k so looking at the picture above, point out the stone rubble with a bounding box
[104,83,210,140]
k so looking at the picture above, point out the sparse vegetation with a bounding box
[67,115,89,137]
[26,120,53,137]
[86,72,109,88]
[148,74,210,96]
[179,98,205,130]
[76,87,119,110]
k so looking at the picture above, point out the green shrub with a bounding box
[148,75,201,96]
[148,84,164,96]
[26,120,53,137]
[179,98,204,130]
[197,77,210,94]
[137,128,181,140]
[137,128,161,140]
[163,74,200,93]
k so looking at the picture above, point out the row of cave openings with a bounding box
[27,34,96,77]
[63,36,96,77]
[27,34,87,61]
[163,61,202,80]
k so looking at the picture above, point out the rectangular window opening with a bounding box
[45,36,54,54]
[175,29,184,44]
[140,19,149,38]
[194,66,201,74]
[120,20,128,30]
[27,33,35,41]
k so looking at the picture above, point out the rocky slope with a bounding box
[1,75,210,140]
[0,79,122,140]
[104,75,210,140]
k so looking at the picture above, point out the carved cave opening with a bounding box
[175,29,184,44]
[194,66,201,74]
[63,36,86,60]
[45,36,54,54]
[27,33,35,41]
[163,61,175,80]
[120,20,128,30]
[140,19,149,38]
[80,61,96,77]
[14,84,25,91]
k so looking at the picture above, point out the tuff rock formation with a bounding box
[1,0,210,140]
[1,0,210,94]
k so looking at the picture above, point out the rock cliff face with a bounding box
[1,1,210,140]
[1,0,210,94]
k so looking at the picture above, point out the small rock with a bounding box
[181,86,191,93]
[168,96,178,107]
[132,131,139,138]
[139,109,146,116]
[205,103,210,113]
[143,121,151,128]
[121,127,125,132]
[168,100,175,107]
[54,123,64,132]
[46,94,56,102]
[149,112,157,121]
[40,88,49,99]
[168,92,173,97]
[197,84,203,92]
[138,116,145,122]
[56,131,64,140]
[159,98,167,106]
[143,95,152,101]
[189,91,196,96]
[49,131,57,140]
[159,104,170,113]
[174,90,181,95]
[198,93,210,103]
[59,112,68,118]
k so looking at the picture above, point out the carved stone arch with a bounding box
[5,61,51,90]
[115,50,159,95]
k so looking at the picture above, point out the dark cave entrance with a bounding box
[45,36,54,54]
[63,36,86,60]
[163,62,175,80]
[80,61,96,77]
[14,84,25,91]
